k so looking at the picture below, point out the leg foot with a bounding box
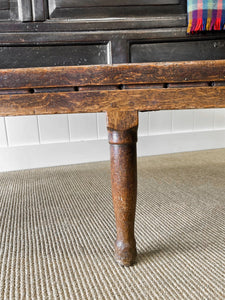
[114,240,137,266]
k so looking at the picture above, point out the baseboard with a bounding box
[1,129,225,172]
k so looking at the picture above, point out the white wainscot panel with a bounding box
[139,112,149,136]
[149,110,172,134]
[68,113,98,141]
[172,110,194,132]
[97,112,107,139]
[214,108,225,129]
[5,116,39,146]
[0,118,7,147]
[38,114,70,144]
[194,109,214,131]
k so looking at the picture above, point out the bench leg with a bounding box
[107,111,138,266]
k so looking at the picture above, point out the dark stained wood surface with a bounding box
[0,17,187,32]
[0,86,225,117]
[31,0,48,21]
[0,60,224,117]
[107,111,139,131]
[0,0,9,10]
[107,111,138,266]
[0,60,225,90]
[54,0,180,7]
[19,0,32,21]
[131,40,225,63]
[0,0,15,20]
[49,0,184,19]
[0,45,108,69]
[0,0,47,21]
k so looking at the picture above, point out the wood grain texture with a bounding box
[0,60,225,90]
[0,86,224,117]
[107,111,138,131]
[107,111,138,266]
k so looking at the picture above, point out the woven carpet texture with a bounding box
[0,149,225,299]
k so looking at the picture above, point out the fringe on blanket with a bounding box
[187,1,225,34]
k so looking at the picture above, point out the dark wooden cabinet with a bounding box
[1,0,186,23]
[1,0,225,68]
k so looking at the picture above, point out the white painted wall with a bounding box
[1,109,225,172]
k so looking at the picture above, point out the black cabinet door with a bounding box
[131,40,225,63]
[49,0,184,19]
[0,44,109,69]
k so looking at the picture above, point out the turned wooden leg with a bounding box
[107,111,138,266]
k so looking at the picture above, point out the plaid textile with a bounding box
[187,0,225,33]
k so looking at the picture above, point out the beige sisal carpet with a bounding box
[0,149,225,299]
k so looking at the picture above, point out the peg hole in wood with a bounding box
[118,84,125,90]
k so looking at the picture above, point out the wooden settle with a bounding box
[1,0,225,266]
[0,60,225,265]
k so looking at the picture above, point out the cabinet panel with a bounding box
[131,40,225,63]
[0,1,9,10]
[0,0,47,21]
[31,0,48,21]
[49,0,183,19]
[54,0,180,7]
[0,0,14,20]
[18,0,32,21]
[0,44,108,69]
[0,0,30,21]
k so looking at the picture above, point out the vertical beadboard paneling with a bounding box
[214,108,225,129]
[5,116,39,146]
[68,113,98,141]
[139,112,149,136]
[38,114,70,144]
[149,111,172,134]
[0,118,8,147]
[97,112,108,139]
[172,110,194,132]
[194,109,214,131]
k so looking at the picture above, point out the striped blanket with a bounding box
[187,0,225,33]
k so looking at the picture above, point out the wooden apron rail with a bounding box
[0,59,225,116]
[1,59,225,266]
